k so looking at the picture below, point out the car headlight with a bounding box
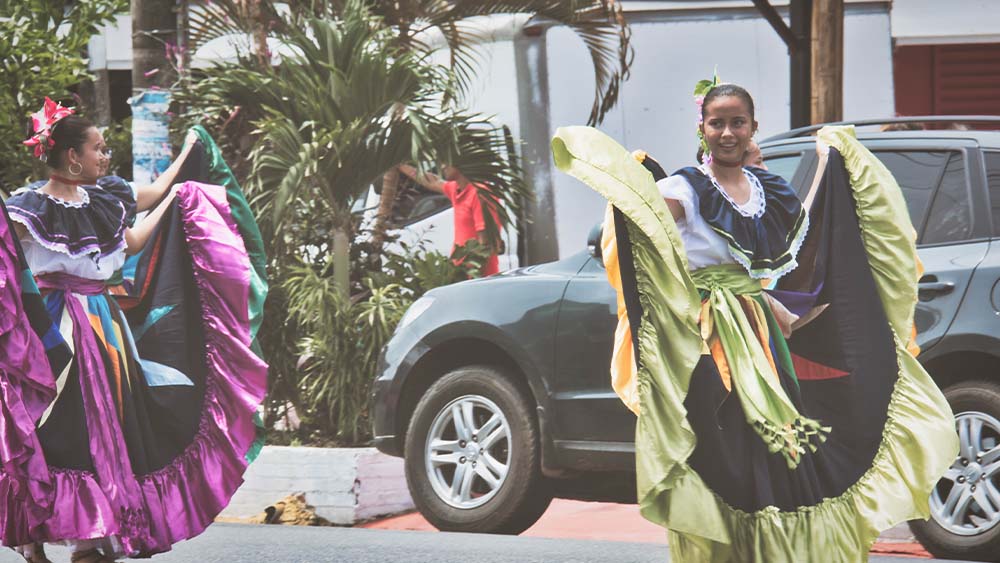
[398,296,435,331]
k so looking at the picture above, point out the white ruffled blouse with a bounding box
[656,168,766,271]
[19,238,128,281]
[11,181,137,281]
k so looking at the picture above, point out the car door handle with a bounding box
[917,279,955,297]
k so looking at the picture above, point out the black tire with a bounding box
[909,380,1000,562]
[403,364,553,534]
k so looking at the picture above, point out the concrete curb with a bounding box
[220,446,414,525]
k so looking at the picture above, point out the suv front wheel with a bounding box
[403,365,552,534]
[910,380,1000,561]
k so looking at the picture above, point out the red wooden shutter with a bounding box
[933,44,1000,115]
[894,43,1000,117]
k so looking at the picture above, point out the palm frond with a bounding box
[248,116,318,225]
[186,0,288,62]
[382,0,633,125]
[240,7,456,223]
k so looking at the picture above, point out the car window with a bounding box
[392,182,453,226]
[985,151,1000,237]
[763,154,804,192]
[922,153,972,244]
[872,150,952,237]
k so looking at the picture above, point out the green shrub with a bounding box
[283,238,482,444]
[284,266,409,445]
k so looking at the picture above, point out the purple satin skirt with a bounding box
[0,183,267,557]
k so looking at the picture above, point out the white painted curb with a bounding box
[220,446,414,525]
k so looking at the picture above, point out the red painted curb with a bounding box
[360,500,931,558]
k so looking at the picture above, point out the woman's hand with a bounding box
[803,139,831,211]
[815,138,830,158]
[135,131,198,212]
[183,130,198,150]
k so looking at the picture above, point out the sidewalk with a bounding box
[361,499,931,558]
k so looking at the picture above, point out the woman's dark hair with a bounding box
[702,83,755,121]
[36,115,95,169]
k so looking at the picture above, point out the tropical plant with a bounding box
[181,5,529,299]
[284,242,472,442]
[186,0,632,126]
[283,264,404,444]
[370,236,493,295]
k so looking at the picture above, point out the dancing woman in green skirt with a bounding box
[551,82,958,562]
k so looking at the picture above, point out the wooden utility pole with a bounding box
[811,0,844,124]
[752,0,812,128]
[131,0,177,90]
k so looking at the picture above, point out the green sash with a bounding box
[692,265,829,468]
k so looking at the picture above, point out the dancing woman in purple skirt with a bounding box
[1,98,267,562]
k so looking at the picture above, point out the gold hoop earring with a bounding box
[68,162,83,176]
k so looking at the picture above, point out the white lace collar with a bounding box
[698,165,766,218]
[14,186,91,208]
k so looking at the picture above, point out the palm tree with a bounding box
[178,3,535,440]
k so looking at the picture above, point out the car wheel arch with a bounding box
[396,337,546,446]
[922,348,1000,390]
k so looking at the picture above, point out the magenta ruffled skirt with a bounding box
[0,183,267,557]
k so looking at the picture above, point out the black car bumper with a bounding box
[373,434,402,457]
[372,321,431,459]
[372,368,403,457]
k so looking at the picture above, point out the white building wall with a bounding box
[843,8,895,123]
[451,40,523,142]
[891,0,1000,45]
[88,14,132,71]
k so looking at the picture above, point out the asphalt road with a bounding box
[0,524,982,563]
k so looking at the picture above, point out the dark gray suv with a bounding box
[373,118,1000,561]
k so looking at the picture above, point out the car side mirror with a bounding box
[587,223,603,260]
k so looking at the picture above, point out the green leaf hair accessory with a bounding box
[694,68,721,165]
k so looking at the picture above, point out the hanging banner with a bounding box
[130,89,172,185]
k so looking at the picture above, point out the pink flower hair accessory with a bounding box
[23,97,75,162]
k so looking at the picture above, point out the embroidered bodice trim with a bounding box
[671,166,809,280]
[697,165,766,219]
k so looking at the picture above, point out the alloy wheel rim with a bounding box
[424,394,512,509]
[929,411,1000,536]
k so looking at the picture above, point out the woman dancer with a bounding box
[1,98,267,562]
[551,81,957,562]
